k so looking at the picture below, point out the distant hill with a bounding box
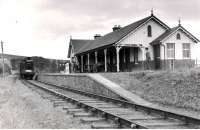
[0,54,69,74]
[0,54,25,67]
[1,54,25,60]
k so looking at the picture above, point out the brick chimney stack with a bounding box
[112,25,121,31]
[94,34,101,39]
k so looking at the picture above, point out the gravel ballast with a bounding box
[0,76,90,129]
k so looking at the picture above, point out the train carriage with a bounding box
[20,57,35,79]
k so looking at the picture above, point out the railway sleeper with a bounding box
[122,114,163,120]
[62,106,77,110]
[80,117,105,123]
[53,102,72,107]
[53,101,70,107]
[135,118,185,128]
[91,122,119,129]
[149,124,200,129]
[49,98,64,102]
[73,112,93,117]
[91,105,121,109]
[66,108,84,114]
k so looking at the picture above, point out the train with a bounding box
[19,57,35,79]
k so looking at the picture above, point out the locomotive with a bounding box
[19,57,35,79]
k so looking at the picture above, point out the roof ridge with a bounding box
[75,15,172,54]
[102,15,152,37]
[76,15,153,54]
[150,25,199,45]
[176,25,200,42]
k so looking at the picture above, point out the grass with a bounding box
[100,68,200,111]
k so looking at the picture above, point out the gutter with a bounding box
[160,43,166,70]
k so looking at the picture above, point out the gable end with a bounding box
[161,26,199,43]
[115,15,170,45]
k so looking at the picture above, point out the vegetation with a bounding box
[1,54,67,74]
[0,63,11,75]
[101,69,200,111]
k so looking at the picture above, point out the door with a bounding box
[133,47,138,64]
[125,48,130,71]
[119,48,130,71]
[153,45,161,69]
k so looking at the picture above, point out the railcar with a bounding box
[19,57,35,79]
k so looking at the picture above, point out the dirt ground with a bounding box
[101,68,200,112]
[0,76,90,129]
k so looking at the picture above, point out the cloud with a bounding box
[36,0,200,37]
[1,0,200,59]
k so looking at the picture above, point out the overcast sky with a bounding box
[0,0,200,59]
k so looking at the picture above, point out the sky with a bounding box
[0,0,200,60]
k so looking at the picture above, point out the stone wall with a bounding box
[37,74,124,100]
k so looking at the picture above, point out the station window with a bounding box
[167,43,175,59]
[183,43,190,58]
[176,33,181,40]
[147,25,152,37]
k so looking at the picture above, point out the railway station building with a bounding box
[67,12,199,73]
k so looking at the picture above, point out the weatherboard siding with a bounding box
[161,30,196,60]
[119,19,166,61]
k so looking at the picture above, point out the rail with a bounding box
[22,80,200,128]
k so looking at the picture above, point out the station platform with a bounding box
[87,74,152,107]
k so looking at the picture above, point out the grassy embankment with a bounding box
[100,69,200,111]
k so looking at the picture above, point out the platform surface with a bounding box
[88,74,152,106]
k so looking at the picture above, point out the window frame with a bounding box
[182,43,191,59]
[176,33,181,40]
[147,25,152,37]
[166,43,175,59]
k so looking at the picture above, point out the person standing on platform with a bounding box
[145,47,151,70]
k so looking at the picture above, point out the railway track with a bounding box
[22,80,200,129]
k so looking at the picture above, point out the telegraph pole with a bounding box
[1,40,4,78]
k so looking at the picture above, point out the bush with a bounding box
[0,63,11,74]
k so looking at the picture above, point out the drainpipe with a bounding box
[161,43,166,70]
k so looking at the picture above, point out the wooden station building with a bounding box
[67,12,199,73]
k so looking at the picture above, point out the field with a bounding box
[100,68,200,111]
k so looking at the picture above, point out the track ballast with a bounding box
[22,80,200,129]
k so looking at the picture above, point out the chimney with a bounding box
[112,25,121,31]
[94,34,101,39]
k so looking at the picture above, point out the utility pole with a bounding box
[1,40,4,78]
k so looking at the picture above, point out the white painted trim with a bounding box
[162,28,180,43]
[182,43,191,59]
[180,28,199,42]
[166,43,175,59]
[161,26,199,43]
[116,16,169,45]
[117,44,142,47]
